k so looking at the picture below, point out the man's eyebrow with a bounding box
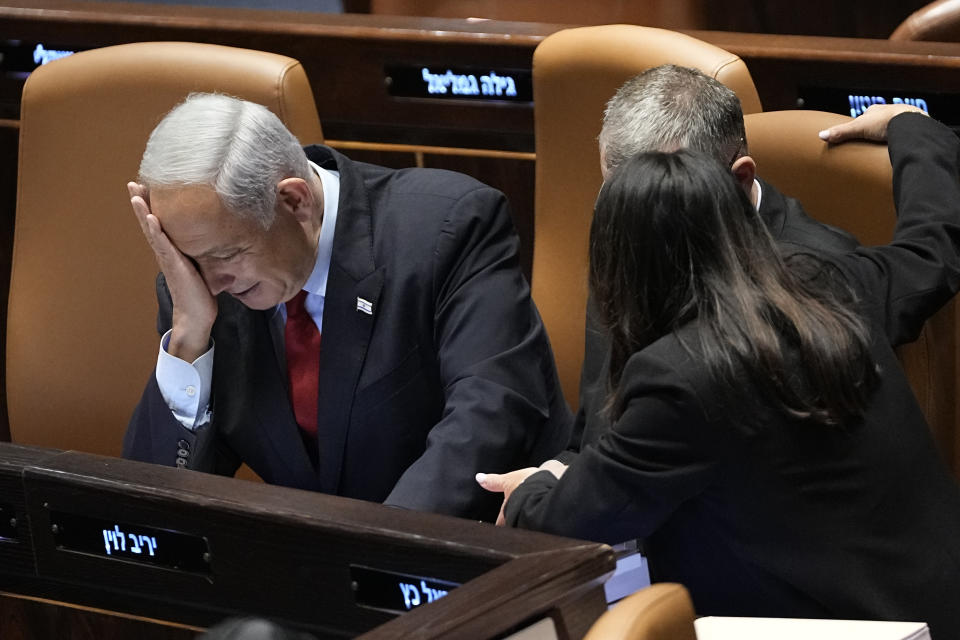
[192,245,241,259]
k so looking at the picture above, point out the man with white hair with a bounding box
[123,93,571,521]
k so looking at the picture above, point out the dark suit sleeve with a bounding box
[843,114,960,343]
[122,274,241,477]
[384,186,570,518]
[505,348,720,544]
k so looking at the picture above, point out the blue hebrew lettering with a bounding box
[400,582,420,609]
[103,529,114,555]
[418,580,450,603]
[115,525,126,551]
[421,68,449,95]
[894,97,929,111]
[32,44,74,66]
[481,74,494,95]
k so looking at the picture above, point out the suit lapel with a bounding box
[307,146,384,494]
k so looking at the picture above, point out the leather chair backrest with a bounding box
[530,24,761,408]
[890,0,960,41]
[8,42,324,457]
[584,583,697,640]
[745,109,958,476]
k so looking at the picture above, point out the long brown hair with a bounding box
[589,150,879,425]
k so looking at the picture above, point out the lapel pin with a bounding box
[356,297,374,315]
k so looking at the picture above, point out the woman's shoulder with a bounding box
[620,324,770,432]
[620,326,719,405]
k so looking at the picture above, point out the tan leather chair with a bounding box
[8,42,324,459]
[530,24,762,408]
[584,583,697,640]
[891,0,960,41]
[746,109,959,476]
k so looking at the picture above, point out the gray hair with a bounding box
[599,65,746,175]
[138,93,311,227]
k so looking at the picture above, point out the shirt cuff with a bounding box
[155,330,214,429]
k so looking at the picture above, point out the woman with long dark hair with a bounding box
[479,106,960,636]
[590,146,878,429]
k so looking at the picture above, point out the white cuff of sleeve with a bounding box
[155,330,214,430]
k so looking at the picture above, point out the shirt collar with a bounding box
[301,160,340,298]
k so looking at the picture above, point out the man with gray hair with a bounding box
[600,65,858,249]
[569,64,861,460]
[123,93,571,521]
[599,64,747,177]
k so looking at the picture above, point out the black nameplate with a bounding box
[385,64,532,102]
[351,564,460,613]
[50,510,211,574]
[798,86,960,127]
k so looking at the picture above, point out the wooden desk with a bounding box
[0,442,614,638]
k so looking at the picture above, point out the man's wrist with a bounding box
[168,326,213,363]
[157,330,215,429]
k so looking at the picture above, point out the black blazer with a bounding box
[124,146,572,521]
[507,114,960,638]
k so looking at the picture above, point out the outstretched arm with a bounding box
[489,350,720,545]
[818,104,928,144]
[830,110,960,343]
[383,185,571,521]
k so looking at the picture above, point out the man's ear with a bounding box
[599,147,611,182]
[731,155,757,193]
[276,178,314,223]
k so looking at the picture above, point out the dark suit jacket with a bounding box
[507,114,960,637]
[124,146,572,521]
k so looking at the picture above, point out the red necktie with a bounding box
[285,290,321,437]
